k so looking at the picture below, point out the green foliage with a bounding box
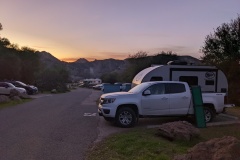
[217,60,240,105]
[122,51,151,82]
[120,51,178,83]
[100,72,120,84]
[201,16,240,105]
[0,38,40,84]
[0,23,70,92]
[201,15,240,64]
[36,66,69,92]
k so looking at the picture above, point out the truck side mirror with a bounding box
[143,90,151,96]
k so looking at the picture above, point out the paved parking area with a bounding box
[207,113,240,126]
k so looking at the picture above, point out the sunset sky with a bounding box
[0,0,240,62]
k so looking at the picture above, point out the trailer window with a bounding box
[179,76,198,86]
[205,80,214,85]
[150,77,163,81]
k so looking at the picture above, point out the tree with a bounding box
[0,23,2,38]
[35,66,70,92]
[201,15,240,64]
[118,51,178,82]
[201,15,240,105]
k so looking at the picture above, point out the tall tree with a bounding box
[201,15,240,105]
[201,15,240,64]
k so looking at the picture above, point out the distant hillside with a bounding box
[37,51,125,81]
[67,58,125,81]
[37,51,202,81]
[36,51,65,68]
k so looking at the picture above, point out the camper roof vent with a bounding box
[167,60,188,65]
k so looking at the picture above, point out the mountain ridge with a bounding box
[37,51,202,81]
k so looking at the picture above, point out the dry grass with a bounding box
[225,106,240,117]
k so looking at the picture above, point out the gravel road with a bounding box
[0,88,101,160]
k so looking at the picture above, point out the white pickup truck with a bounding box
[98,81,226,127]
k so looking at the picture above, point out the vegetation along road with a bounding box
[0,88,101,160]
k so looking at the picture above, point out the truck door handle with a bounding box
[182,96,188,99]
[161,97,168,100]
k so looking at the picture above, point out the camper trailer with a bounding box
[132,63,228,93]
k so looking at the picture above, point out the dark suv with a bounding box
[9,81,38,95]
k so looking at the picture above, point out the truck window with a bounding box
[179,76,198,86]
[165,83,186,94]
[150,77,163,81]
[146,83,165,95]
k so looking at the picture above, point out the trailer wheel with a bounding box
[204,107,214,123]
[115,107,136,128]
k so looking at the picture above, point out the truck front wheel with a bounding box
[115,107,136,128]
[204,107,214,123]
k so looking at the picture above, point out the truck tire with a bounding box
[115,107,136,128]
[204,107,214,123]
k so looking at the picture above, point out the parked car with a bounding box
[0,82,26,95]
[92,84,103,90]
[93,83,110,90]
[121,83,132,91]
[98,81,226,127]
[9,81,38,95]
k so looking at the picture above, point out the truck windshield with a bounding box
[128,83,151,94]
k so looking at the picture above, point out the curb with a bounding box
[219,113,239,120]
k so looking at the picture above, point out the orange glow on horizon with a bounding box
[61,56,127,62]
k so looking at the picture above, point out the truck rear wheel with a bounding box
[204,107,214,123]
[115,107,136,128]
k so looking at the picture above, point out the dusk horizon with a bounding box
[1,0,240,62]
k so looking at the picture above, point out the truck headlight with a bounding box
[101,98,116,104]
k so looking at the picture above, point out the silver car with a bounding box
[0,82,26,95]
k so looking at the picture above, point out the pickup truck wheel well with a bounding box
[117,104,139,116]
[203,103,216,122]
[203,103,216,114]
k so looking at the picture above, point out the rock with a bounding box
[174,136,240,160]
[0,95,11,103]
[11,96,22,102]
[156,121,200,141]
